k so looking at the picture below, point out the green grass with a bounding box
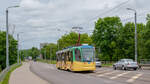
[1,64,22,84]
[37,59,56,64]
[102,63,113,67]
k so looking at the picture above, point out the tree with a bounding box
[142,14,150,59]
[31,47,40,59]
[20,47,40,60]
[40,43,57,60]
[0,31,17,70]
[117,22,135,60]
[92,16,122,61]
[58,32,92,49]
[146,14,150,21]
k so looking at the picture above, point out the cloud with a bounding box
[1,0,150,49]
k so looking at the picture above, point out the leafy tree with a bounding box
[146,14,150,21]
[92,17,122,61]
[58,32,92,49]
[21,47,40,60]
[0,31,17,70]
[142,14,150,59]
[117,22,135,60]
[31,47,40,59]
[41,43,57,60]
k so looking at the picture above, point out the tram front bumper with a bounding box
[71,66,96,71]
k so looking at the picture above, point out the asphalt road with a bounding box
[30,62,150,84]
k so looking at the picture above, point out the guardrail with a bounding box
[0,64,18,82]
[139,59,150,69]
[101,61,116,64]
[140,59,150,64]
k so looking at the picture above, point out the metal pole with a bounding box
[45,49,46,60]
[50,47,51,63]
[6,9,9,68]
[17,34,19,64]
[135,12,138,62]
[50,47,52,63]
[126,8,138,62]
[58,41,59,50]
[20,48,21,64]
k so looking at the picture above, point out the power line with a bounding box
[78,0,131,26]
[121,10,148,22]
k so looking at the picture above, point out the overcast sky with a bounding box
[0,0,150,49]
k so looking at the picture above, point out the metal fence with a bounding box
[101,61,116,64]
[140,59,150,64]
[0,64,18,82]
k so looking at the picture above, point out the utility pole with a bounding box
[6,5,19,69]
[19,42,22,64]
[135,11,138,62]
[6,9,9,68]
[50,47,53,63]
[127,8,138,62]
[58,41,59,50]
[50,47,51,63]
[57,29,61,51]
[17,34,19,64]
[45,49,46,60]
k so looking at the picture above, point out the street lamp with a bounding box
[126,8,138,62]
[17,32,23,64]
[57,29,61,50]
[6,5,19,68]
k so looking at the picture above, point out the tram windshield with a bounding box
[82,48,94,62]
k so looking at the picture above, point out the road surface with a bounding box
[30,62,150,84]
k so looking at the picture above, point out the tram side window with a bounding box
[69,51,73,62]
[64,52,67,63]
[66,51,69,61]
[62,53,64,61]
[58,54,61,61]
[56,54,59,61]
[75,49,81,61]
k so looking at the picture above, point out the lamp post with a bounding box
[57,29,61,50]
[17,32,23,64]
[126,8,137,62]
[6,5,19,68]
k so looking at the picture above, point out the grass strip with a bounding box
[37,59,56,64]
[1,64,22,84]
[102,63,113,67]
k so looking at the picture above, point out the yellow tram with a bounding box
[56,45,96,71]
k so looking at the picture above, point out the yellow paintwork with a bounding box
[56,61,96,71]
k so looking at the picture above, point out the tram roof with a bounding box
[56,45,94,54]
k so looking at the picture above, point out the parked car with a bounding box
[113,59,139,70]
[95,58,102,67]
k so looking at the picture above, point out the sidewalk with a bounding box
[9,62,49,84]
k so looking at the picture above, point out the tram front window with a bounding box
[75,49,81,61]
[82,48,94,62]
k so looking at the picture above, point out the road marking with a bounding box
[110,71,130,79]
[97,71,117,77]
[96,70,110,74]
[126,74,142,83]
[49,65,55,70]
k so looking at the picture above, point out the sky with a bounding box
[0,0,150,49]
